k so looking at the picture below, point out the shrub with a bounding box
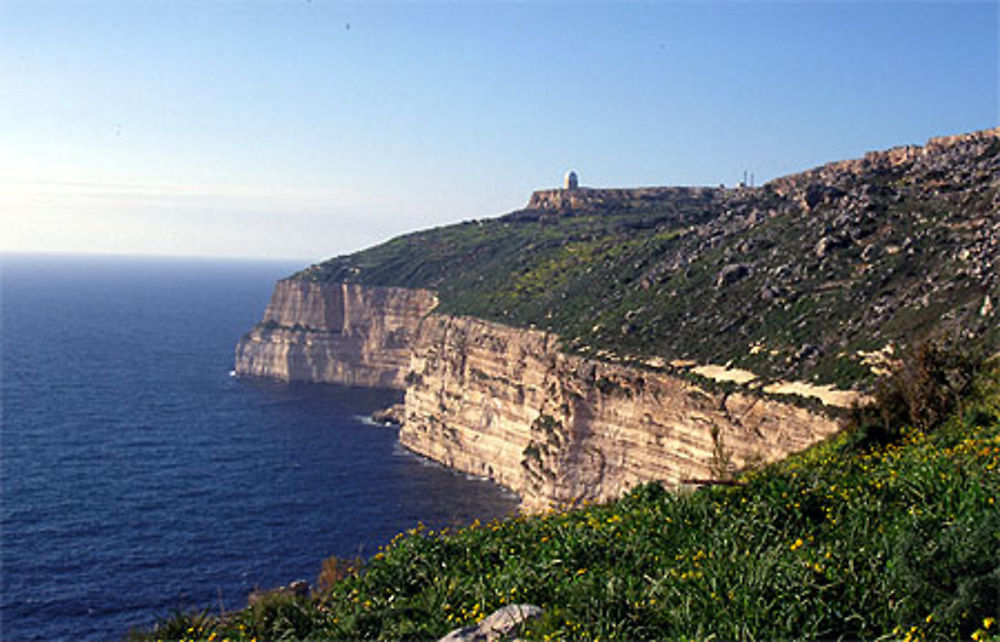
[848,334,982,449]
[316,554,362,594]
[242,588,318,639]
[127,608,212,641]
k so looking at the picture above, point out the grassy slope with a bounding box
[137,363,1000,641]
[290,135,1000,388]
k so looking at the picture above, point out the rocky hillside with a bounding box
[294,128,1000,389]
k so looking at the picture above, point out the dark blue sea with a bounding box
[0,254,518,641]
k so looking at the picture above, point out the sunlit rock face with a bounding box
[400,315,840,512]
[235,280,437,389]
[238,280,840,511]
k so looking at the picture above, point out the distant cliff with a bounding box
[235,281,436,389]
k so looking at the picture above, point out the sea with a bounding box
[0,254,518,641]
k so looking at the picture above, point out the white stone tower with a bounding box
[564,170,578,190]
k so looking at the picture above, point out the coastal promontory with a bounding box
[236,127,1000,510]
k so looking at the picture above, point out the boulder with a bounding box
[372,403,406,426]
[760,285,781,302]
[804,183,846,210]
[716,263,750,287]
[815,235,847,259]
[795,344,824,362]
[439,604,543,642]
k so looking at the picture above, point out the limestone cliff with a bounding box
[237,279,840,511]
[399,315,840,512]
[235,280,437,389]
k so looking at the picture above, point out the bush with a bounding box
[316,554,362,593]
[247,590,316,638]
[849,334,982,449]
[127,608,212,641]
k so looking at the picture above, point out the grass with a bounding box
[134,360,1000,641]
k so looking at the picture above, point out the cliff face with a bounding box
[238,280,841,510]
[400,315,840,512]
[235,280,437,389]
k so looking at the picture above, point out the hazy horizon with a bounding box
[2,1,996,261]
[0,248,315,264]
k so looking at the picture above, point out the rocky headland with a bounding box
[235,281,436,389]
[236,127,1000,511]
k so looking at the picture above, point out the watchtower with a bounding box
[564,170,578,190]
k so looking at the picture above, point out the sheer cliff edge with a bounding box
[235,281,840,511]
[235,281,437,389]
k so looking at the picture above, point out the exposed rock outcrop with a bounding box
[400,315,840,512]
[439,604,543,642]
[372,403,406,426]
[235,280,437,388]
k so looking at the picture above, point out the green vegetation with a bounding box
[135,356,1000,640]
[287,134,999,387]
[295,190,726,346]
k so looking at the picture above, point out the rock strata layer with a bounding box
[400,315,840,512]
[238,280,841,510]
[235,280,437,389]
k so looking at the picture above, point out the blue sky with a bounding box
[1,2,996,261]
